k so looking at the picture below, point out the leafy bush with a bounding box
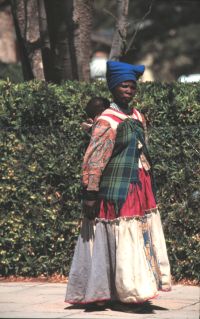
[0,63,23,83]
[0,79,199,282]
[137,82,200,282]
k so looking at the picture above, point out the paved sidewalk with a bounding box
[0,282,199,318]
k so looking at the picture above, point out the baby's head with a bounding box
[85,97,110,120]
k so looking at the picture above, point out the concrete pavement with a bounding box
[0,282,199,318]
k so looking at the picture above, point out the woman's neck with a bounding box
[111,101,132,115]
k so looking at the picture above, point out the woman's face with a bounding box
[112,80,137,106]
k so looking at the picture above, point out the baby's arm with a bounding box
[81,118,94,132]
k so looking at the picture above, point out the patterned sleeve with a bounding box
[82,119,116,191]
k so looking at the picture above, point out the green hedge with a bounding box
[0,79,199,282]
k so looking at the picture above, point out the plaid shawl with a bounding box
[99,117,153,211]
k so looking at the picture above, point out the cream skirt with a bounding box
[65,209,171,304]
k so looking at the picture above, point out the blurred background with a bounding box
[0,0,200,83]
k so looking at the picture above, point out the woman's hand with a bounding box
[82,200,99,220]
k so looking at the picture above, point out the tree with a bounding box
[37,0,53,81]
[10,0,94,82]
[109,0,129,61]
[9,0,131,82]
[7,0,200,82]
[73,0,94,81]
[10,0,44,80]
[44,0,78,83]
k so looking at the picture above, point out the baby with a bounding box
[82,97,110,133]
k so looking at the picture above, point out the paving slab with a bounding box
[0,282,199,318]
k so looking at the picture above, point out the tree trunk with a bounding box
[44,0,77,83]
[73,0,94,81]
[10,0,33,80]
[37,0,53,81]
[109,0,129,61]
[11,0,44,80]
[26,0,44,80]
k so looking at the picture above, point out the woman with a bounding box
[65,61,171,306]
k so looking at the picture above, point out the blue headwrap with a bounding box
[106,61,145,91]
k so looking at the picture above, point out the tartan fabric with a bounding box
[99,117,152,209]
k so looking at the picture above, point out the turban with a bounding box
[106,60,145,91]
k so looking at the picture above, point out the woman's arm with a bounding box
[82,119,116,194]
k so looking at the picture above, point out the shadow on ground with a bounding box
[65,301,168,314]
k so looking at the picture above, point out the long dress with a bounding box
[65,105,171,304]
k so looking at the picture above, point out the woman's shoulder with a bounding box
[95,110,122,130]
[132,108,145,123]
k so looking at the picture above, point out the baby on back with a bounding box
[82,97,110,132]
